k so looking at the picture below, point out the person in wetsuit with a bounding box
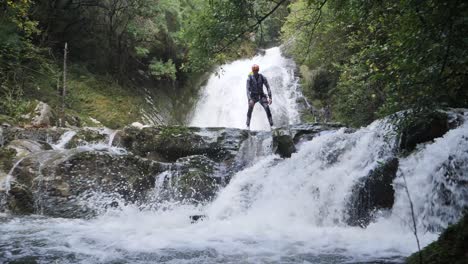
[246,64,273,129]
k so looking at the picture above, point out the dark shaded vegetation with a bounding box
[407,213,468,264]
[281,0,468,126]
[0,0,288,127]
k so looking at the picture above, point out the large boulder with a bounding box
[6,139,51,157]
[155,155,222,203]
[398,110,465,153]
[9,149,165,218]
[116,126,248,162]
[0,126,66,147]
[289,123,346,144]
[346,158,399,227]
[31,101,56,127]
[4,181,34,214]
[65,128,109,148]
[272,129,296,158]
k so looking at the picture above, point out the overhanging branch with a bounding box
[213,0,288,54]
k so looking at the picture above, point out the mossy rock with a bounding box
[156,155,222,203]
[0,147,17,173]
[6,182,34,215]
[10,149,165,218]
[119,126,236,162]
[66,129,107,148]
[0,114,15,126]
[407,213,468,264]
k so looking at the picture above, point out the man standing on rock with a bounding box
[246,64,274,129]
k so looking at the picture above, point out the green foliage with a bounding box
[0,0,54,118]
[64,66,143,129]
[180,0,290,71]
[149,59,177,80]
[282,0,468,126]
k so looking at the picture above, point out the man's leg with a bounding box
[246,100,256,127]
[260,97,273,126]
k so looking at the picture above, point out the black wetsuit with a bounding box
[246,72,273,127]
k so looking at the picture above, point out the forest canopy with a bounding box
[1,0,467,127]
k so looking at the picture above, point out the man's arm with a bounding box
[246,77,252,100]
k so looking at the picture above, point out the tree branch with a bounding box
[213,0,288,54]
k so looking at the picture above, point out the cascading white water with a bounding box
[190,47,302,130]
[2,116,466,263]
[51,131,77,150]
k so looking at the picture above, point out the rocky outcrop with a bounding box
[10,149,165,218]
[271,123,345,158]
[289,123,346,144]
[5,181,34,214]
[155,155,222,203]
[398,110,465,153]
[0,126,66,147]
[65,128,108,148]
[346,158,399,227]
[6,139,52,157]
[0,121,375,219]
[116,126,248,162]
[31,101,56,127]
[0,147,16,172]
[272,129,296,158]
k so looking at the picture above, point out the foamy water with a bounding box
[1,115,466,263]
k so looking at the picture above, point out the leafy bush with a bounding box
[149,59,177,80]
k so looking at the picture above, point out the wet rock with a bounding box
[424,153,468,231]
[65,128,108,148]
[398,110,464,153]
[156,155,222,203]
[64,114,82,127]
[118,126,247,163]
[31,101,56,127]
[289,123,345,144]
[190,214,207,223]
[11,149,165,218]
[272,129,296,158]
[0,126,66,147]
[346,158,399,227]
[407,213,468,264]
[0,147,17,172]
[6,139,52,157]
[6,182,34,214]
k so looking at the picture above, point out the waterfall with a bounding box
[108,130,118,147]
[0,158,25,193]
[0,46,466,263]
[190,47,302,130]
[51,131,77,150]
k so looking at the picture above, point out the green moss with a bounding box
[0,147,17,172]
[21,64,143,129]
[0,114,15,125]
[159,126,190,139]
[407,213,468,264]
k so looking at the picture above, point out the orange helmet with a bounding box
[252,64,260,72]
